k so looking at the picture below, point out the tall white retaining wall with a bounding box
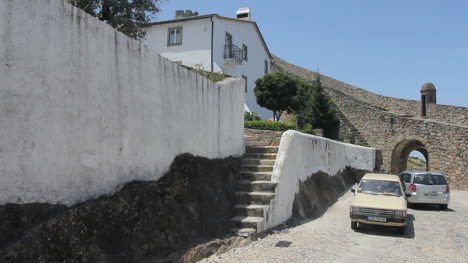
[262,130,376,231]
[0,0,244,205]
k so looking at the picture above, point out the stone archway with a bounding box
[391,139,428,174]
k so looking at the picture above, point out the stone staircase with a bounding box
[333,107,370,147]
[231,135,278,236]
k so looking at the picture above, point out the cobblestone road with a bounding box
[200,190,468,263]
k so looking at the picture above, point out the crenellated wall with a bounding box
[0,0,245,205]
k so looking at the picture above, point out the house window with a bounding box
[242,75,248,93]
[264,60,269,74]
[242,44,248,61]
[168,27,182,46]
[224,33,233,58]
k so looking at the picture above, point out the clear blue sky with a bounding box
[155,0,468,107]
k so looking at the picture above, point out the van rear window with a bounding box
[413,174,447,185]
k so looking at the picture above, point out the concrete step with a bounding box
[234,204,269,217]
[242,159,275,166]
[245,146,279,154]
[241,171,272,181]
[244,141,271,147]
[231,227,256,237]
[231,216,263,229]
[235,191,274,205]
[237,180,277,192]
[244,136,260,141]
[244,153,277,160]
[241,165,273,173]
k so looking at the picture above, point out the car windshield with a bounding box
[413,174,447,185]
[357,179,402,196]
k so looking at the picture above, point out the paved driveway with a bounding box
[200,190,468,263]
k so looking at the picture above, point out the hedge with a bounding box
[244,121,295,131]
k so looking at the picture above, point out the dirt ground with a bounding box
[200,190,468,263]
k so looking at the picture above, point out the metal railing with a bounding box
[224,44,243,64]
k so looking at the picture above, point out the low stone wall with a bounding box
[244,128,283,145]
[0,154,242,263]
[261,131,376,231]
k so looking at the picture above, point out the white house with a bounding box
[143,8,273,119]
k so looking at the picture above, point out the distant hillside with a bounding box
[407,156,427,171]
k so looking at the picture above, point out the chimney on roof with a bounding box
[175,10,199,19]
[175,10,184,18]
[236,7,251,20]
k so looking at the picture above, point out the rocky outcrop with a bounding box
[0,154,242,263]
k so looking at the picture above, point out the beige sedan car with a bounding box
[350,173,408,234]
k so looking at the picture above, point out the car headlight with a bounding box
[350,206,360,213]
[394,210,406,217]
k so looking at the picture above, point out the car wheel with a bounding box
[351,221,358,230]
[440,204,448,210]
[398,226,406,235]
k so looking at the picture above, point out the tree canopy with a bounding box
[68,0,163,40]
[254,72,299,121]
[295,74,338,138]
[254,71,338,138]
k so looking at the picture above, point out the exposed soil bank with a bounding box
[0,154,242,263]
[293,167,368,219]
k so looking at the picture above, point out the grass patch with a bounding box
[194,70,227,82]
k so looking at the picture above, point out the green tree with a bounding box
[295,74,338,138]
[254,72,299,121]
[68,0,163,40]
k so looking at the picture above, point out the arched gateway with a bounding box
[391,139,428,174]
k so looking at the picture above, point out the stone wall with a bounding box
[262,131,376,230]
[0,0,245,205]
[244,128,283,145]
[272,55,468,189]
[326,88,468,189]
[272,55,468,126]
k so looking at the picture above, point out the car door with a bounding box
[399,173,412,194]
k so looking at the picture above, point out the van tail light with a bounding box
[409,184,417,192]
[445,185,450,193]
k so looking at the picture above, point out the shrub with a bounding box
[244,111,261,121]
[244,121,295,131]
[299,124,316,135]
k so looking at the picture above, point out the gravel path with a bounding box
[200,189,468,263]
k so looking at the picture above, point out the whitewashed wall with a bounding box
[212,17,271,120]
[143,16,272,120]
[144,18,213,71]
[0,0,244,205]
[261,131,376,231]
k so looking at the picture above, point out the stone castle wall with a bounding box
[272,55,468,126]
[325,88,467,189]
[272,55,468,189]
